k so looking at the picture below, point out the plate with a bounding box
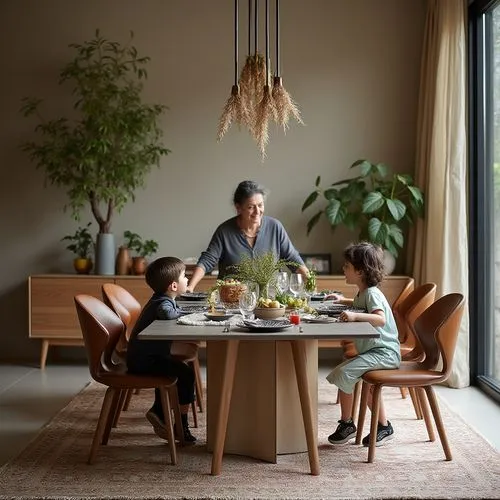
[302,314,338,323]
[179,305,208,315]
[179,292,208,301]
[316,305,365,317]
[204,312,234,322]
[236,319,294,332]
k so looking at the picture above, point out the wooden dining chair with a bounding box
[101,283,203,426]
[393,282,437,418]
[355,293,465,463]
[74,294,180,464]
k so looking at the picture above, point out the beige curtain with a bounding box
[410,0,469,388]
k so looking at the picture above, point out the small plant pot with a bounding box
[74,258,93,274]
[132,256,147,275]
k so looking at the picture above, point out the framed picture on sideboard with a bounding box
[300,253,332,275]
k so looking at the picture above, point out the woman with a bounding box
[187,180,309,291]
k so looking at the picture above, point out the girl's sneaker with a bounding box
[362,420,394,447]
[328,419,357,444]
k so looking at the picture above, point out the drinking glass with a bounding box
[276,271,289,295]
[239,289,258,320]
[289,273,304,299]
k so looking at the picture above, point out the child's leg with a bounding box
[338,390,354,421]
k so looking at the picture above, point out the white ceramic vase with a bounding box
[383,249,396,275]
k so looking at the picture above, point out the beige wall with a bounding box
[0,0,425,362]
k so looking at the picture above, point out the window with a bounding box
[469,0,500,402]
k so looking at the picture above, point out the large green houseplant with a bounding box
[20,30,170,274]
[302,159,424,260]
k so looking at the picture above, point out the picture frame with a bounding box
[300,253,332,275]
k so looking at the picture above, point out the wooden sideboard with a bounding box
[28,274,413,369]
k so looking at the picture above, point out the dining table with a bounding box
[138,315,378,476]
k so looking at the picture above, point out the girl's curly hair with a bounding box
[344,242,386,287]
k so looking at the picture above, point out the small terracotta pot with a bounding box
[74,258,93,274]
[132,256,147,275]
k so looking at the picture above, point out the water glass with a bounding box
[276,271,289,295]
[239,289,258,320]
[289,273,304,299]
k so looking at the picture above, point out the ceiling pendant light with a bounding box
[271,0,303,132]
[217,0,249,141]
[255,0,276,160]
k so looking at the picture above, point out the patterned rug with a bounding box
[0,380,499,500]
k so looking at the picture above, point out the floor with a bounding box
[0,361,499,467]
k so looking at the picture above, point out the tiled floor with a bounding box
[0,362,499,467]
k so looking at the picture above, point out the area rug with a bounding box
[0,380,499,500]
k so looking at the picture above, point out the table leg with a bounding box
[211,339,239,476]
[290,340,320,476]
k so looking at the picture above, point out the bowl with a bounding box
[254,306,286,320]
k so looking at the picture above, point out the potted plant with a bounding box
[20,30,171,275]
[123,230,159,275]
[61,222,94,274]
[301,159,424,270]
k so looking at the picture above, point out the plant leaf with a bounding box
[362,191,385,213]
[367,217,388,244]
[388,224,404,248]
[408,185,424,204]
[325,199,345,225]
[315,175,321,187]
[301,191,319,211]
[306,211,323,235]
[374,163,389,177]
[386,199,406,221]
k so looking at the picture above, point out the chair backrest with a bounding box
[395,282,437,350]
[392,277,415,313]
[101,283,142,341]
[74,294,126,380]
[414,293,465,374]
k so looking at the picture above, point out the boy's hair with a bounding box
[344,242,385,287]
[145,256,185,294]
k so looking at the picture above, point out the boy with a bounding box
[326,242,401,446]
[127,256,197,443]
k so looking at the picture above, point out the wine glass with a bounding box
[276,271,289,295]
[289,273,304,300]
[239,288,258,321]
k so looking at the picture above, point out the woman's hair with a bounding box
[233,180,268,205]
[145,256,185,293]
[343,241,385,287]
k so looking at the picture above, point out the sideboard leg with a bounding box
[40,340,49,370]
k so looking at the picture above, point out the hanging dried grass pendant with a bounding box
[217,84,249,142]
[271,76,304,132]
[255,85,276,160]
